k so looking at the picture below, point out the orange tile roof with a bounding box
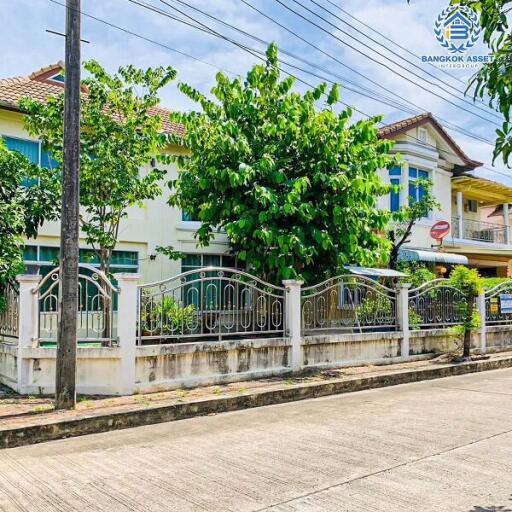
[0,62,184,137]
[378,112,482,170]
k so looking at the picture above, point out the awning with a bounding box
[398,248,468,265]
[344,266,407,278]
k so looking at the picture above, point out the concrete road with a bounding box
[1,369,512,512]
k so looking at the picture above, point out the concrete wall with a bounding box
[2,325,512,396]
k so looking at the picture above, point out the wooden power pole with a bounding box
[55,0,81,410]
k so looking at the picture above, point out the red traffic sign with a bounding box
[430,221,451,240]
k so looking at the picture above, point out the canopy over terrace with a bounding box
[452,176,512,207]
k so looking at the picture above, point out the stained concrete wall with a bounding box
[1,326,512,396]
[135,338,290,393]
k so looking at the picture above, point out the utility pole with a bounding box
[55,0,81,410]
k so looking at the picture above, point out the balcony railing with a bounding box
[451,216,508,245]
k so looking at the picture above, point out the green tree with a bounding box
[449,265,483,358]
[388,178,440,269]
[166,44,397,284]
[453,0,512,164]
[0,140,59,303]
[20,61,177,274]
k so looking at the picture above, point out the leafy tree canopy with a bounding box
[167,44,397,284]
[0,140,59,294]
[20,60,177,273]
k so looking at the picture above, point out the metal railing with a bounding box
[409,279,466,328]
[485,281,512,325]
[33,264,118,345]
[451,216,508,244]
[137,267,286,344]
[301,275,397,333]
[0,282,19,342]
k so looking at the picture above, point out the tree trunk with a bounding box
[463,295,475,358]
[99,249,112,345]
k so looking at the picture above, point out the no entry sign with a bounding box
[430,221,451,240]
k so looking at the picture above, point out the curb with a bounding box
[2,356,512,449]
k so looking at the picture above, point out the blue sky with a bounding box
[1,0,509,184]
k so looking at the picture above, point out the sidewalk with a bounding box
[1,351,512,448]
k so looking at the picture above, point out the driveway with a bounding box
[1,368,512,511]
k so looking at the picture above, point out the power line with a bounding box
[146,0,494,145]
[307,0,501,119]
[48,0,508,180]
[274,0,500,125]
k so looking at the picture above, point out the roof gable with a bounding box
[378,112,482,170]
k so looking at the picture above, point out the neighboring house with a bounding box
[379,112,512,277]
[0,62,231,284]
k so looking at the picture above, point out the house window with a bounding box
[408,167,429,204]
[418,128,428,144]
[467,199,478,213]
[181,254,241,307]
[388,166,401,212]
[3,136,57,187]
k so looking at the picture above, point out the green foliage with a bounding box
[408,307,423,330]
[388,178,440,269]
[0,140,59,305]
[451,0,512,164]
[397,261,436,288]
[140,295,195,335]
[20,60,177,273]
[481,276,509,289]
[449,265,483,298]
[167,43,397,284]
[356,294,393,325]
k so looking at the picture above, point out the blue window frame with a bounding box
[408,167,429,204]
[388,166,401,212]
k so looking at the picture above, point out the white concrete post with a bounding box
[282,279,303,373]
[503,203,510,245]
[396,283,411,358]
[16,274,41,393]
[477,290,487,353]
[114,273,140,395]
[456,191,464,238]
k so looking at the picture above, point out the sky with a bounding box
[1,0,510,185]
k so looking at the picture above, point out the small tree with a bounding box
[167,44,397,284]
[20,61,177,274]
[0,140,59,303]
[388,178,440,269]
[449,265,483,359]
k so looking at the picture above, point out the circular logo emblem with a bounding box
[430,221,451,240]
[434,6,481,54]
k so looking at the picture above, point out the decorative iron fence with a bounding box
[33,264,118,345]
[408,279,466,329]
[0,282,19,342]
[485,281,512,325]
[137,267,286,344]
[451,216,507,245]
[301,275,397,333]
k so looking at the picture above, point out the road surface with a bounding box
[1,368,512,511]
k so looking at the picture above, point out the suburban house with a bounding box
[1,64,511,280]
[379,113,512,277]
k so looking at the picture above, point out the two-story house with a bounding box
[1,64,511,280]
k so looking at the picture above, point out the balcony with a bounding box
[451,216,509,245]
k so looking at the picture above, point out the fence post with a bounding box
[282,279,303,372]
[396,283,411,358]
[16,274,41,393]
[114,273,140,395]
[477,290,486,353]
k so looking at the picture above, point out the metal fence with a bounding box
[301,275,397,333]
[408,279,466,329]
[485,281,512,326]
[33,264,118,345]
[137,267,286,344]
[0,282,19,342]
[451,216,507,245]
